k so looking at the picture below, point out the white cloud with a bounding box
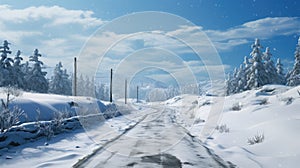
[0,5,104,28]
[0,30,42,44]
[166,25,203,36]
[205,17,300,50]
[213,39,249,51]
[0,5,107,74]
[162,17,300,52]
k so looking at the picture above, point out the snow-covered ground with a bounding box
[0,90,115,167]
[0,129,98,167]
[4,91,109,122]
[165,84,300,168]
[0,85,299,167]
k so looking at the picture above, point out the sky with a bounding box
[0,0,299,87]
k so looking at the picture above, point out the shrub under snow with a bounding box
[247,132,264,145]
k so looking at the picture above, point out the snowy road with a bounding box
[73,105,234,168]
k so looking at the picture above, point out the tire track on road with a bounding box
[72,114,148,168]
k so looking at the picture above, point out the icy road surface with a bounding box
[73,104,234,168]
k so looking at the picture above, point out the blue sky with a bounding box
[0,0,299,86]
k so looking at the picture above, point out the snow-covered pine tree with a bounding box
[239,56,251,91]
[49,62,63,94]
[13,50,23,66]
[86,76,96,97]
[25,49,49,93]
[96,84,104,100]
[276,58,286,85]
[77,74,85,96]
[0,40,13,86]
[225,68,239,95]
[96,83,108,100]
[227,58,250,94]
[236,64,247,92]
[232,68,239,93]
[62,69,72,95]
[84,75,94,97]
[263,47,278,84]
[166,85,179,99]
[225,74,232,95]
[11,50,25,88]
[22,61,30,80]
[246,38,268,89]
[49,62,72,95]
[89,76,95,97]
[3,56,14,86]
[287,37,300,86]
[84,76,90,97]
[0,40,12,63]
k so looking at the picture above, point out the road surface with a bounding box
[73,104,235,168]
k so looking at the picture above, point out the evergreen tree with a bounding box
[23,61,30,73]
[225,73,234,95]
[263,47,278,84]
[96,83,109,101]
[13,50,23,66]
[276,58,286,84]
[225,68,240,95]
[246,38,268,89]
[231,68,239,93]
[25,49,48,93]
[236,64,247,92]
[62,69,72,95]
[89,76,95,97]
[74,75,96,97]
[166,86,179,99]
[0,40,13,86]
[11,50,25,88]
[0,40,12,63]
[49,62,72,95]
[239,56,251,91]
[84,76,94,97]
[287,37,300,86]
[77,74,85,96]
[3,56,14,86]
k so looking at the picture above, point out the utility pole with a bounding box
[136,86,139,103]
[125,79,127,104]
[73,57,77,96]
[110,68,113,102]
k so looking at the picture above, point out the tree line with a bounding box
[0,40,49,93]
[3,37,299,99]
[226,37,300,95]
[0,40,110,100]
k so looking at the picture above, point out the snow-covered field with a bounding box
[0,85,299,167]
[5,91,109,122]
[165,85,300,168]
[0,129,98,167]
[0,91,116,167]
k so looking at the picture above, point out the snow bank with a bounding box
[165,85,300,168]
[0,117,81,149]
[0,91,121,150]
[0,92,108,122]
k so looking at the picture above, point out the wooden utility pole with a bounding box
[125,79,127,104]
[136,86,139,103]
[73,57,77,96]
[110,68,113,102]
